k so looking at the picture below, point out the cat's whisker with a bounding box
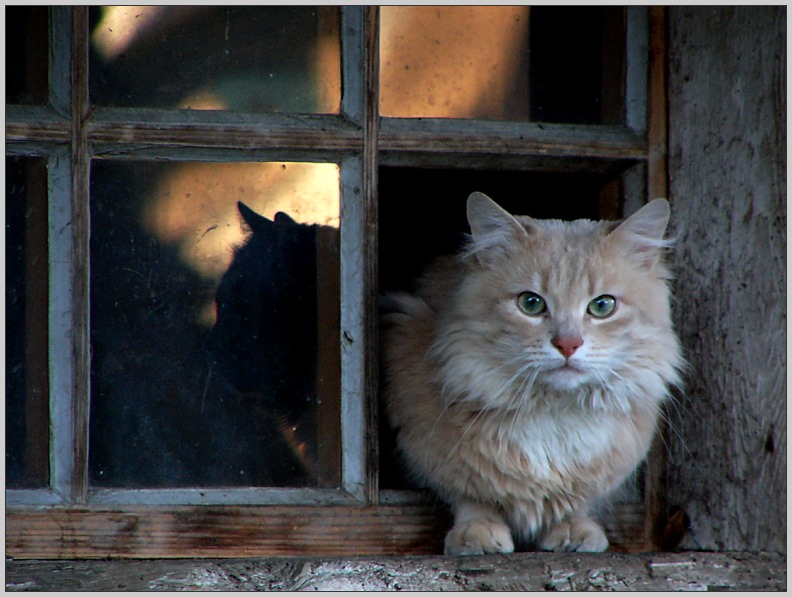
[434,357,536,462]
[494,363,537,449]
[658,401,693,458]
[491,358,538,407]
[439,405,492,470]
[505,368,540,444]
[445,362,536,463]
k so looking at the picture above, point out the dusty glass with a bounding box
[89,160,341,488]
[380,6,624,124]
[89,6,341,113]
[6,156,50,489]
[6,6,49,105]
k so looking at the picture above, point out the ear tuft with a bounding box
[465,192,530,263]
[616,198,670,242]
[609,199,673,264]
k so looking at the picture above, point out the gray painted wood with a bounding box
[665,6,786,551]
[5,552,786,591]
[47,148,76,503]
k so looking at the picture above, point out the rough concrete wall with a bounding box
[666,6,786,551]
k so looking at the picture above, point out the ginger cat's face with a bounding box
[446,193,682,410]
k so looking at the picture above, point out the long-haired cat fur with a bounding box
[381,192,683,554]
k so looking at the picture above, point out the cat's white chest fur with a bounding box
[492,408,619,480]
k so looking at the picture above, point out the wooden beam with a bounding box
[6,502,650,559]
[6,505,449,559]
[67,5,90,506]
[5,551,786,591]
[643,5,670,551]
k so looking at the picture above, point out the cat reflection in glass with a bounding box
[382,193,683,554]
[206,202,320,484]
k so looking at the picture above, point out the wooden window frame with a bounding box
[5,6,669,558]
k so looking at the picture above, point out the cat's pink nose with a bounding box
[552,336,583,359]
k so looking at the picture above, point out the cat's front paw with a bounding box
[538,515,609,552]
[444,518,515,555]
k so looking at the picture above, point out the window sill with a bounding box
[5,551,786,591]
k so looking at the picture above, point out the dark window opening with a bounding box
[6,156,50,489]
[6,6,49,105]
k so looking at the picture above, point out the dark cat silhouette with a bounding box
[205,201,320,477]
[89,165,316,487]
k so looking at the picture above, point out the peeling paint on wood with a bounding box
[5,552,786,591]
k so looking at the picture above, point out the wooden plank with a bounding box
[10,113,646,175]
[379,119,647,159]
[6,551,785,591]
[337,6,369,504]
[86,488,359,507]
[646,6,668,202]
[47,148,77,503]
[643,5,669,551]
[87,112,364,154]
[6,120,71,144]
[6,106,71,144]
[5,502,652,559]
[67,6,90,505]
[5,505,450,559]
[9,113,646,168]
[337,6,381,504]
[665,5,786,552]
[361,5,381,505]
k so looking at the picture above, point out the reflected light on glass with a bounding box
[92,6,168,61]
[140,162,339,326]
[380,6,531,120]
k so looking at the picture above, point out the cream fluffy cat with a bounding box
[382,192,683,554]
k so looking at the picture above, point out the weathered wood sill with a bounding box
[5,551,786,591]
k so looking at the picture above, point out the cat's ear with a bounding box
[238,201,274,235]
[609,198,671,263]
[274,211,298,225]
[466,192,531,263]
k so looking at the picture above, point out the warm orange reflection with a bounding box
[142,162,340,282]
[92,6,168,61]
[92,7,529,326]
[380,6,531,120]
[92,6,341,114]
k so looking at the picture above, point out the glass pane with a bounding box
[6,156,50,489]
[89,6,341,113]
[89,160,340,489]
[380,6,625,124]
[6,6,49,105]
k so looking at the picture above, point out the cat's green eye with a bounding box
[587,294,617,319]
[517,291,547,316]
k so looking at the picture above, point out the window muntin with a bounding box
[89,160,340,489]
[88,6,341,113]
